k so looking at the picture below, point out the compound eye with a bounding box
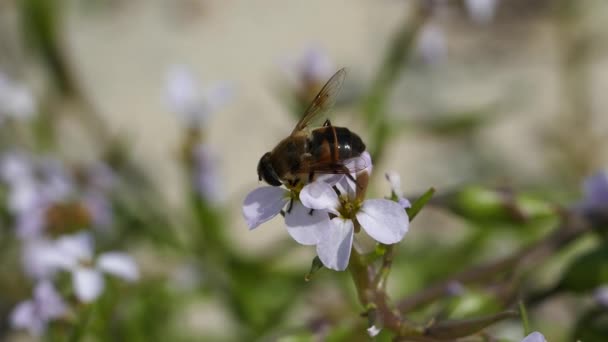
[257,153,281,186]
[263,169,282,186]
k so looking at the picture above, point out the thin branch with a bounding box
[397,211,591,313]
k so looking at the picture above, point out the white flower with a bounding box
[281,46,334,87]
[521,332,547,342]
[594,285,608,308]
[465,0,499,25]
[165,65,233,127]
[43,233,139,303]
[0,72,36,123]
[299,154,409,271]
[385,171,412,209]
[242,186,329,245]
[10,280,66,336]
[416,23,446,65]
[193,144,224,204]
[22,238,64,279]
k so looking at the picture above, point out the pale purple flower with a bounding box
[193,144,224,204]
[22,238,64,279]
[281,46,334,88]
[80,162,116,228]
[0,151,33,185]
[165,65,233,127]
[465,0,499,25]
[242,186,330,246]
[416,23,447,65]
[385,171,412,209]
[0,72,36,123]
[10,280,66,336]
[1,155,75,239]
[296,46,334,85]
[594,285,608,308]
[580,171,608,211]
[37,233,139,303]
[521,332,546,342]
[299,153,409,271]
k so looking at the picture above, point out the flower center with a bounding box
[338,195,361,220]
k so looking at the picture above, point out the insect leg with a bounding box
[308,171,315,183]
[308,208,314,216]
[323,119,332,127]
[286,197,294,214]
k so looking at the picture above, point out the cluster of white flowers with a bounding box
[0,153,139,336]
[243,152,410,271]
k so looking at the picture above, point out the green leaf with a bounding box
[424,311,518,339]
[305,256,324,281]
[557,245,608,293]
[446,289,502,319]
[406,187,435,221]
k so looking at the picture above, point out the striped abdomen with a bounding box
[309,126,366,163]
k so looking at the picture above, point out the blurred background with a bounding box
[1,0,608,341]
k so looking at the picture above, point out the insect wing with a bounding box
[307,154,370,175]
[291,68,346,135]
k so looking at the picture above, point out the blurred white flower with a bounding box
[580,171,608,211]
[0,72,36,123]
[22,238,63,279]
[594,285,608,307]
[465,0,499,25]
[2,153,115,238]
[296,46,334,85]
[56,233,139,302]
[193,144,224,204]
[281,45,334,88]
[26,232,139,303]
[0,153,75,239]
[165,65,233,127]
[521,332,546,342]
[416,23,447,65]
[10,280,66,336]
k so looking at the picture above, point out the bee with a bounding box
[257,68,367,189]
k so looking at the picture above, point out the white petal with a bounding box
[34,280,66,319]
[385,171,402,195]
[345,151,372,176]
[74,267,104,303]
[356,199,409,244]
[10,300,44,335]
[367,325,381,337]
[299,181,340,212]
[521,332,547,342]
[242,186,289,229]
[284,202,329,245]
[55,232,94,263]
[398,197,412,209]
[316,218,354,271]
[22,238,65,278]
[97,252,139,282]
